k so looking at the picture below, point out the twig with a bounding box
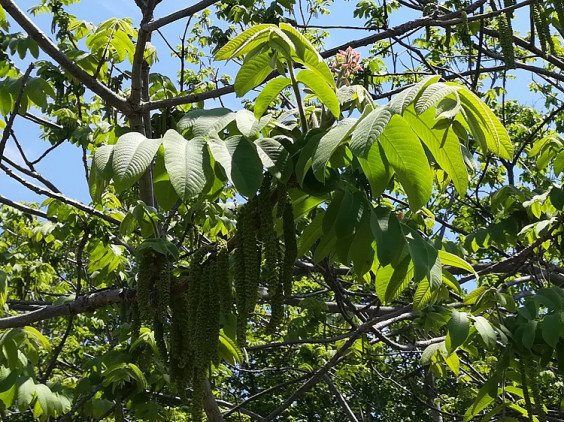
[0,64,34,166]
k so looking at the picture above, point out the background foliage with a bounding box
[1,0,564,421]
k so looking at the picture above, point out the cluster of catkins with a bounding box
[132,180,297,421]
[233,181,297,346]
[134,240,229,420]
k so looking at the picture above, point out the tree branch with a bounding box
[262,309,418,421]
[0,64,34,167]
[0,0,132,115]
[141,0,220,32]
[0,163,120,225]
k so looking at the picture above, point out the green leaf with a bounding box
[279,23,320,61]
[542,313,561,348]
[404,226,437,283]
[371,206,405,267]
[333,190,363,239]
[415,83,460,115]
[312,119,355,181]
[549,186,564,210]
[177,108,235,136]
[464,286,489,305]
[473,316,497,349]
[438,250,478,280]
[403,107,468,196]
[153,145,179,211]
[254,77,291,118]
[519,320,537,349]
[296,69,340,118]
[112,132,161,192]
[218,331,243,364]
[347,211,375,275]
[215,24,275,60]
[268,27,296,59]
[0,271,6,309]
[464,383,497,422]
[162,130,212,200]
[358,141,393,198]
[297,211,324,256]
[457,87,513,159]
[295,130,324,185]
[23,326,50,350]
[236,109,270,137]
[379,115,433,210]
[293,48,335,88]
[255,138,292,183]
[388,75,441,115]
[350,106,392,158]
[16,377,35,409]
[375,257,413,304]
[413,279,432,310]
[446,311,470,353]
[93,145,114,178]
[0,384,16,409]
[235,52,273,97]
[554,151,564,175]
[420,342,440,365]
[443,351,460,375]
[34,384,54,418]
[209,136,263,197]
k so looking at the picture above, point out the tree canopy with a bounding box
[0,0,564,420]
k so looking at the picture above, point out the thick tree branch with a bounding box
[0,194,55,221]
[0,288,137,329]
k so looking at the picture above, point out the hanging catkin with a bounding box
[259,177,283,332]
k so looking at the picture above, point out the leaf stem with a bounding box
[287,64,308,134]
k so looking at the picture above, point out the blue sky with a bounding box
[0,0,547,207]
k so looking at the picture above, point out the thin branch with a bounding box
[323,374,360,422]
[2,155,61,193]
[0,0,131,114]
[0,162,120,225]
[142,0,220,32]
[262,309,418,421]
[0,64,34,166]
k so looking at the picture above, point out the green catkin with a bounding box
[195,263,211,368]
[498,13,516,69]
[280,192,298,298]
[520,358,535,422]
[234,199,262,345]
[188,246,210,341]
[136,249,155,323]
[170,293,194,393]
[233,229,247,344]
[555,0,564,31]
[259,179,282,332]
[156,260,171,323]
[423,3,435,42]
[532,2,553,53]
[215,239,232,314]
[208,258,221,364]
[244,199,262,318]
[191,366,206,422]
[153,318,168,362]
[458,11,471,47]
[524,356,546,422]
[130,302,141,341]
